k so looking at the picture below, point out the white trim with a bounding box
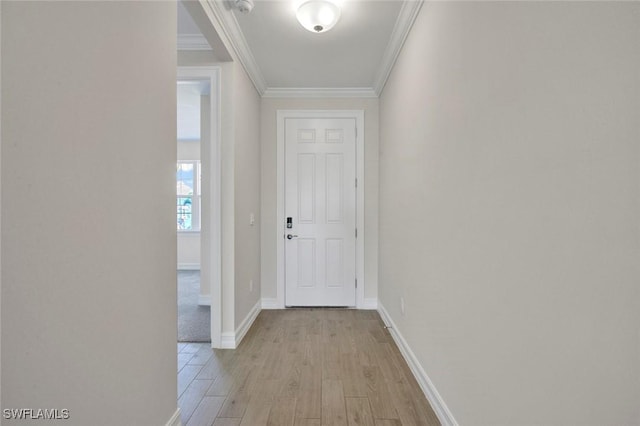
[198,294,211,306]
[276,110,365,309]
[199,0,424,98]
[235,300,261,347]
[362,298,378,310]
[261,298,279,309]
[177,229,201,235]
[220,300,261,349]
[220,332,236,349]
[165,408,182,426]
[373,0,425,96]
[263,87,378,99]
[177,34,211,51]
[377,303,458,426]
[178,263,200,271]
[199,0,423,98]
[178,66,222,349]
[354,112,365,310]
[205,0,267,95]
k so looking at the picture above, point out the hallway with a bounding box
[177,309,439,425]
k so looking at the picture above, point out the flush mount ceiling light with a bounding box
[296,0,341,33]
[235,0,254,14]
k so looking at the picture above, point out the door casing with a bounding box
[276,110,365,309]
[178,66,222,348]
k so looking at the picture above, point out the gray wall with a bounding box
[234,63,262,328]
[378,2,640,424]
[1,2,177,424]
[0,0,3,411]
[177,52,262,335]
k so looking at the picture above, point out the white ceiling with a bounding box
[178,1,213,50]
[232,1,403,89]
[178,0,423,96]
[178,0,203,35]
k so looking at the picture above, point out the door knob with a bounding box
[286,234,298,240]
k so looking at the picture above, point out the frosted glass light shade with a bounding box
[296,0,341,33]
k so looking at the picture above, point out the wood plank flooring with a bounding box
[178,309,440,426]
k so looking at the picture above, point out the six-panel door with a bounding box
[285,117,357,306]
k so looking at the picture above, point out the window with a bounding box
[177,161,201,231]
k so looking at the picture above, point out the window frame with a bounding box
[177,160,201,232]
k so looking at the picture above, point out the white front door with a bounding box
[284,117,357,307]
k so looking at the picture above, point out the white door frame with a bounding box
[178,66,222,348]
[276,110,365,309]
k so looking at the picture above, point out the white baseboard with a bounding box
[220,332,236,349]
[165,408,181,426]
[178,263,200,271]
[220,300,262,349]
[235,300,261,346]
[378,303,458,426]
[261,298,280,309]
[198,295,211,306]
[361,298,378,309]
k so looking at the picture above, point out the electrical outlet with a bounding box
[400,297,405,316]
[249,279,253,292]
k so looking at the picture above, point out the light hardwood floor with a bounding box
[177,309,440,426]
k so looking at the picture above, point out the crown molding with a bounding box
[177,34,212,51]
[263,87,378,99]
[373,0,425,96]
[205,0,267,95]
[202,0,422,99]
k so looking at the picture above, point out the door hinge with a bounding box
[355,127,358,138]
[355,228,358,238]
[355,278,358,288]
[355,178,358,188]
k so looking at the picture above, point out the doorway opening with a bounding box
[276,110,366,309]
[283,117,357,307]
[177,79,206,342]
[177,68,222,348]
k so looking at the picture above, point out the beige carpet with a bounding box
[178,270,210,342]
